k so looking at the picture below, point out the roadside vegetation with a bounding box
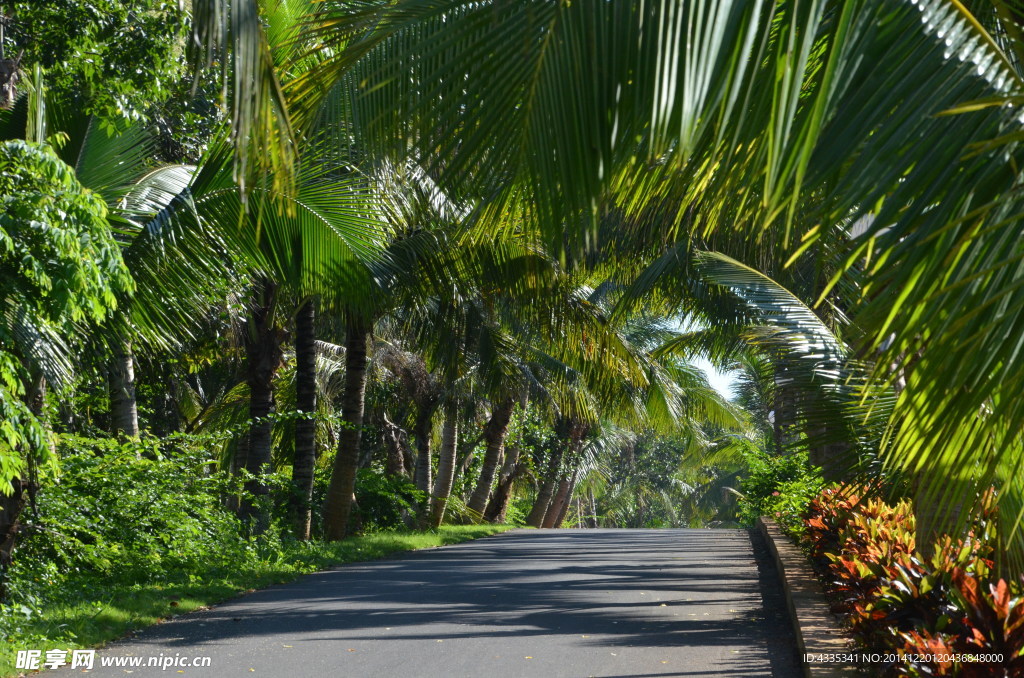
[794,486,1020,677]
[2,1,1024,675]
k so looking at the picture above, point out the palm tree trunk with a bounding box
[552,473,578,528]
[109,341,139,438]
[526,444,563,527]
[322,320,371,541]
[540,422,585,528]
[773,368,797,456]
[226,431,249,513]
[239,279,282,531]
[466,399,515,515]
[429,401,459,528]
[586,488,598,528]
[809,426,850,483]
[381,412,408,477]
[290,298,317,540]
[542,476,572,528]
[413,410,434,496]
[483,442,522,522]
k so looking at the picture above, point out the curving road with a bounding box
[71,529,800,678]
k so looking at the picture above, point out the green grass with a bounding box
[0,525,514,677]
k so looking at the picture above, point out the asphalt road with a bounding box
[70,529,800,678]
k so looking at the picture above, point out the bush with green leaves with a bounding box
[736,447,824,534]
[352,470,425,532]
[3,435,266,606]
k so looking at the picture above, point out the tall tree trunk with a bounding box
[526,444,563,527]
[536,421,584,528]
[543,476,572,528]
[322,320,370,541]
[239,280,282,531]
[484,442,522,522]
[226,431,249,513]
[466,399,515,515]
[413,410,435,496]
[429,402,459,528]
[773,368,797,456]
[552,473,578,528]
[381,412,408,477]
[109,341,139,438]
[809,425,850,483]
[586,488,598,528]
[290,298,317,540]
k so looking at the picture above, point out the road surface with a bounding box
[70,529,800,677]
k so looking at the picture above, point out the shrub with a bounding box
[352,470,424,532]
[801,485,1024,676]
[736,447,823,534]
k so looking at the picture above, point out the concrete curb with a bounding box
[757,517,859,677]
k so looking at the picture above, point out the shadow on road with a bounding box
[93,529,801,678]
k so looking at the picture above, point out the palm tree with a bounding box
[283,0,1024,563]
[291,297,318,538]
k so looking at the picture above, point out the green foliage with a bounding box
[149,71,225,163]
[801,486,1024,677]
[0,432,509,674]
[0,140,130,327]
[352,469,424,532]
[0,140,131,488]
[502,498,529,527]
[4,1,188,121]
[736,446,824,534]
[0,516,509,677]
[9,436,251,590]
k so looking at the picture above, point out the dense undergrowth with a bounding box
[0,436,511,677]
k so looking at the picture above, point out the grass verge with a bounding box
[1,525,513,677]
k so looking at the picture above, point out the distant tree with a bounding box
[1,1,188,121]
